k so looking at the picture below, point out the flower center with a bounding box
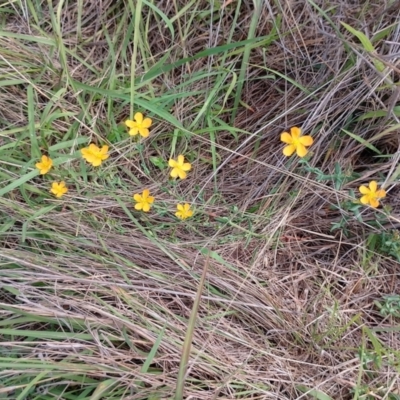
[292,137,300,147]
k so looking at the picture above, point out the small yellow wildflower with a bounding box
[50,181,68,198]
[280,127,314,158]
[175,203,193,220]
[35,155,53,175]
[359,181,386,208]
[133,189,155,212]
[81,144,109,167]
[169,155,191,179]
[125,112,152,138]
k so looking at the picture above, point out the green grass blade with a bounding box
[141,37,268,83]
[341,128,381,154]
[89,379,118,400]
[296,385,333,400]
[27,85,39,159]
[0,170,38,197]
[230,0,262,124]
[341,21,385,72]
[16,371,48,400]
[175,253,210,400]
[341,22,374,52]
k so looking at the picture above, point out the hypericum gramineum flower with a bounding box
[81,144,109,167]
[50,181,68,198]
[35,155,53,175]
[169,155,191,179]
[175,203,193,220]
[280,127,314,158]
[359,181,386,208]
[125,112,152,138]
[133,189,155,212]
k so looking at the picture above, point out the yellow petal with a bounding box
[359,185,370,195]
[125,120,136,128]
[35,157,52,174]
[142,203,151,212]
[283,145,296,157]
[101,145,109,155]
[129,128,139,136]
[296,143,308,158]
[139,128,149,138]
[134,203,143,210]
[280,132,293,144]
[177,155,185,165]
[170,168,179,178]
[299,135,313,146]
[176,204,184,211]
[369,181,377,192]
[142,190,151,199]
[376,189,386,199]
[89,143,98,152]
[178,170,187,179]
[134,112,143,124]
[182,163,191,172]
[360,195,369,205]
[290,127,301,139]
[370,198,379,208]
[82,153,97,165]
[168,159,177,167]
[87,156,98,165]
[133,193,142,202]
[50,181,67,198]
[142,118,152,128]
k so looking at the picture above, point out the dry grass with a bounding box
[1,0,400,399]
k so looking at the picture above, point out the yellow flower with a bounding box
[133,189,155,212]
[280,127,314,157]
[81,144,109,167]
[359,181,386,208]
[175,203,193,220]
[35,155,53,175]
[169,155,191,179]
[50,181,68,198]
[125,112,152,138]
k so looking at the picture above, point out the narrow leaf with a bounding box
[341,128,381,154]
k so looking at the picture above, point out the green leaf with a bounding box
[71,80,184,129]
[89,379,117,400]
[341,22,374,51]
[0,170,38,197]
[141,36,272,83]
[27,85,40,160]
[150,156,168,170]
[297,385,333,400]
[142,0,174,42]
[341,128,381,154]
[356,106,400,121]
[16,371,48,400]
[363,326,383,368]
[341,22,385,72]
